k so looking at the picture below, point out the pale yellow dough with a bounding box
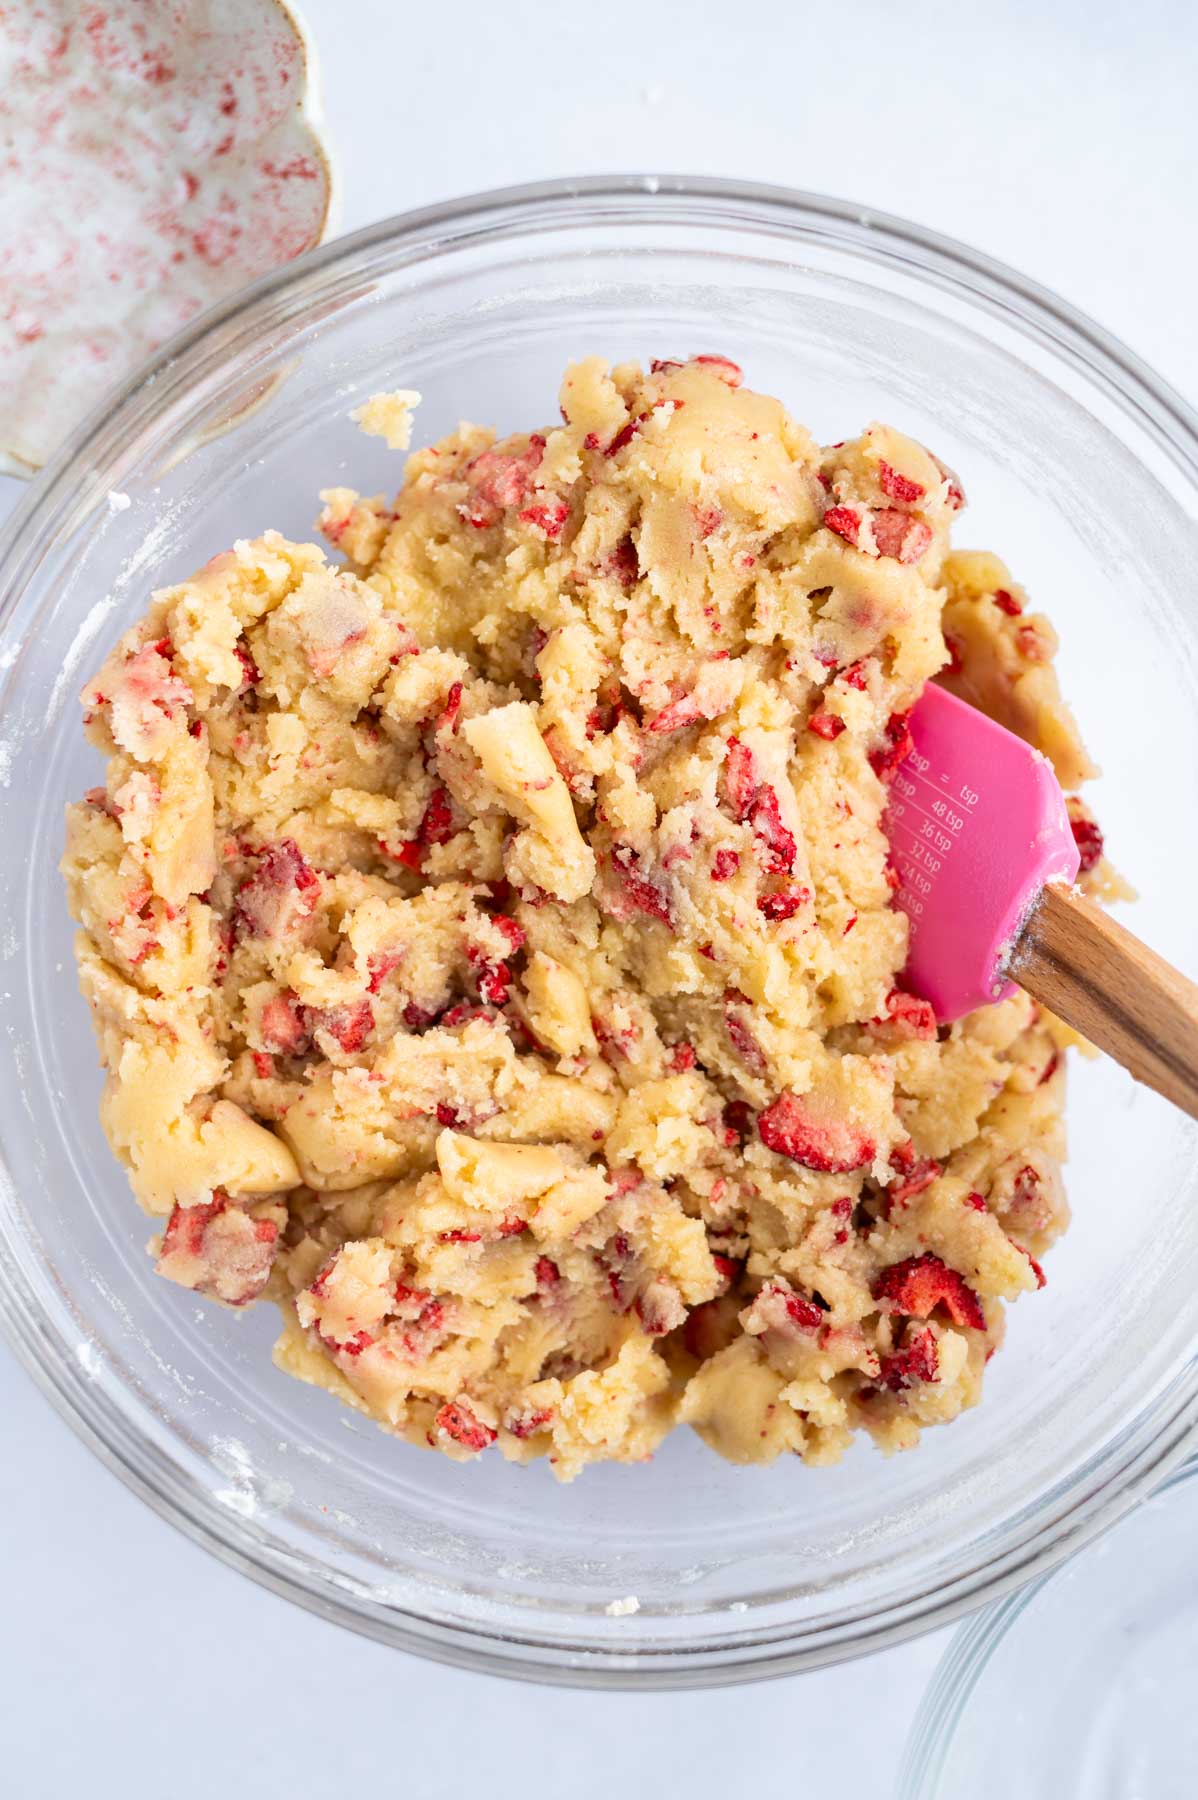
[63,355,1109,1480]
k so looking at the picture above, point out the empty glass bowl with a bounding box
[2,177,1197,1685]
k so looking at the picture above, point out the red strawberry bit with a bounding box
[711,847,740,881]
[878,460,926,504]
[885,1139,942,1207]
[460,436,546,526]
[807,710,846,741]
[319,1328,375,1359]
[868,710,914,782]
[251,1051,274,1079]
[1068,809,1104,875]
[317,998,374,1054]
[259,991,310,1055]
[600,536,640,589]
[749,785,797,874]
[496,1214,527,1237]
[932,454,966,510]
[366,950,401,994]
[693,503,724,537]
[156,1194,279,1307]
[534,1255,560,1289]
[871,509,933,563]
[872,1253,985,1331]
[1006,1165,1049,1234]
[519,497,570,540]
[474,960,512,1006]
[646,689,712,734]
[872,987,937,1040]
[690,354,742,387]
[724,990,766,1074]
[823,504,862,546]
[758,1090,876,1173]
[1038,1050,1060,1085]
[433,1400,496,1452]
[607,845,674,927]
[668,1041,697,1072]
[435,681,464,737]
[745,1279,824,1337]
[233,840,320,940]
[234,643,261,687]
[711,1254,741,1292]
[993,587,1023,617]
[877,1325,940,1392]
[419,785,456,846]
[435,1102,463,1128]
[721,736,758,821]
[1021,1247,1047,1289]
[492,915,526,954]
[758,885,809,921]
[964,1191,987,1212]
[604,413,648,457]
[505,1406,554,1440]
[440,1229,483,1244]
[403,1001,441,1030]
[636,1282,687,1337]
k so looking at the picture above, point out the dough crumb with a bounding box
[350,389,422,450]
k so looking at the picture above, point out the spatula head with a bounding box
[885,684,1080,1021]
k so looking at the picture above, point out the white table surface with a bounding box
[3,2,1195,1792]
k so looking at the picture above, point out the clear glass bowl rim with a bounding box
[896,1455,1198,1798]
[3,173,1198,1688]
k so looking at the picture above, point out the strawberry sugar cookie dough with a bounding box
[62,354,1113,1480]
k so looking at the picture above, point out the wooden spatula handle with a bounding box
[1007,883,1198,1121]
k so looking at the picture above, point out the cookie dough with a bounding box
[63,354,1107,1480]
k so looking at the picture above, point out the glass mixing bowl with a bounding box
[1,176,1197,1687]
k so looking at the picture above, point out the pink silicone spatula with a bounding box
[887,684,1198,1120]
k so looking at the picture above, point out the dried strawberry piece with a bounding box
[366,950,401,994]
[878,460,926,504]
[871,509,933,563]
[758,1090,876,1173]
[872,987,937,1040]
[721,736,758,821]
[1038,1049,1060,1085]
[636,1282,686,1336]
[758,885,809,921]
[931,453,966,510]
[646,690,710,734]
[1021,1247,1047,1289]
[419,785,455,846]
[992,587,1023,617]
[460,436,546,527]
[433,1400,496,1452]
[1067,804,1104,875]
[234,643,261,688]
[606,845,673,927]
[877,1325,939,1392]
[476,962,512,1005]
[807,710,846,741]
[156,1194,279,1307]
[724,990,766,1074]
[824,504,862,546]
[534,1255,560,1289]
[316,998,374,1054]
[440,1228,483,1244]
[434,681,463,739]
[745,1278,824,1337]
[841,660,869,690]
[711,847,740,881]
[748,785,796,874]
[884,1140,942,1207]
[964,1191,987,1212]
[518,497,570,539]
[259,991,310,1055]
[600,536,640,589]
[872,1253,985,1331]
[693,503,724,537]
[604,413,648,457]
[668,1041,697,1072]
[233,840,320,940]
[505,1406,554,1440]
[251,1051,274,1079]
[690,354,743,387]
[868,710,914,782]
